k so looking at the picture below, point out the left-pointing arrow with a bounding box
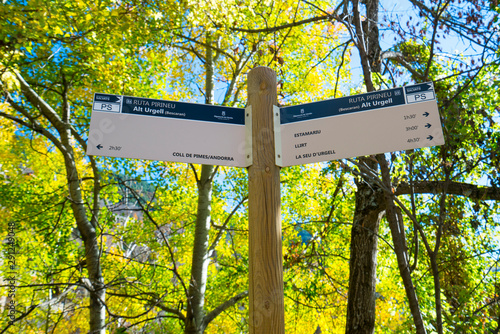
[97,144,103,150]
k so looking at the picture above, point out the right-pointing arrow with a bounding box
[425,123,432,128]
[427,135,434,140]
[423,112,430,117]
[423,83,432,91]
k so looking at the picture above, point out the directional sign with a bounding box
[276,82,444,167]
[87,93,250,167]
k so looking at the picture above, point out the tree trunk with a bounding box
[430,255,443,334]
[64,154,106,334]
[376,154,427,334]
[345,0,384,332]
[15,73,106,333]
[184,32,215,334]
[345,158,384,334]
[346,0,430,328]
[185,165,215,334]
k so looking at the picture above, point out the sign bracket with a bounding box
[245,106,253,167]
[273,105,283,167]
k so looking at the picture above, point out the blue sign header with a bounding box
[93,93,245,125]
[280,82,435,124]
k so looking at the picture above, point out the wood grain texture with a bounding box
[247,66,285,334]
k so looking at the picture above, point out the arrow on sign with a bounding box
[422,83,432,91]
[425,123,432,128]
[423,112,430,117]
[406,83,433,94]
[427,135,434,140]
[97,144,103,150]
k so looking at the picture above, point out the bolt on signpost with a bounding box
[87,66,444,333]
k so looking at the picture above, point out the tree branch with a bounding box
[150,297,186,321]
[14,72,66,133]
[407,0,498,52]
[173,33,236,64]
[230,14,332,34]
[202,291,249,329]
[0,110,66,155]
[395,181,500,201]
[376,154,427,334]
[120,181,189,298]
[381,51,425,80]
[209,196,248,253]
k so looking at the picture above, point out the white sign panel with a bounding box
[276,83,445,167]
[87,94,250,167]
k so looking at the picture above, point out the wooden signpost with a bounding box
[87,66,444,333]
[247,67,285,333]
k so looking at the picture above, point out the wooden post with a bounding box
[247,66,285,333]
